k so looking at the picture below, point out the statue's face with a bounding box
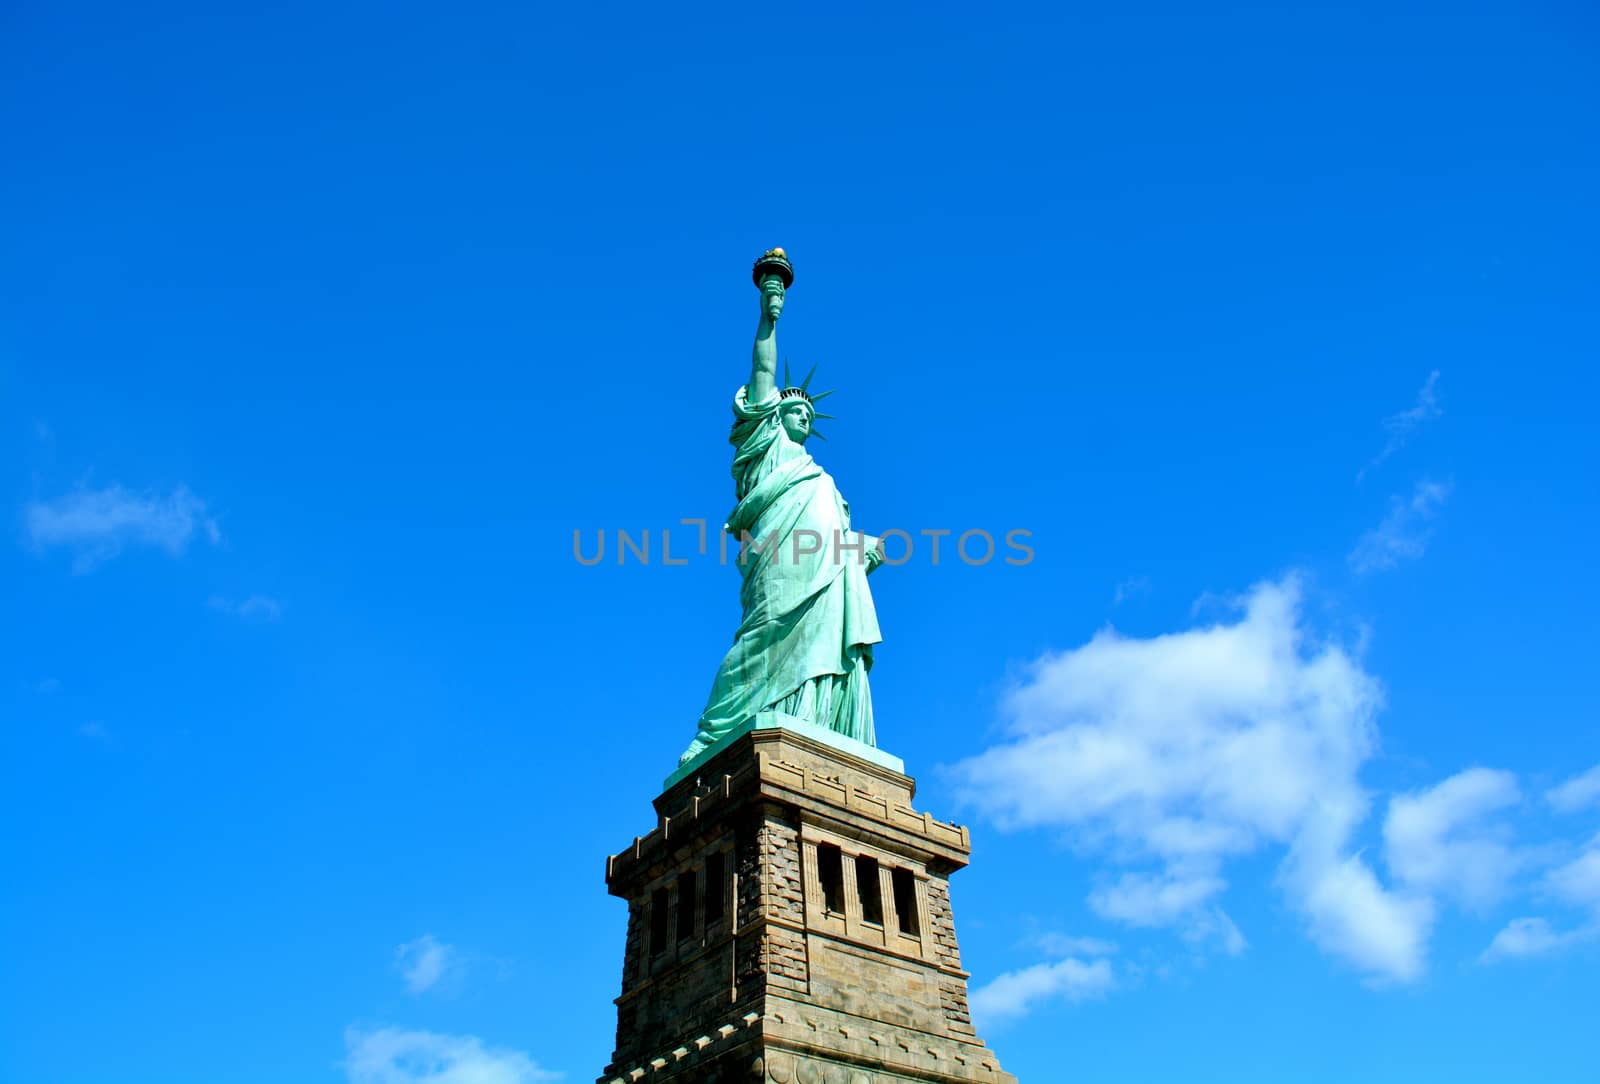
[780,402,812,444]
[761,276,786,321]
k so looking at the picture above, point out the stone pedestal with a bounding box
[598,726,1018,1084]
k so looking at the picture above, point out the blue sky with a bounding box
[4,2,1598,1082]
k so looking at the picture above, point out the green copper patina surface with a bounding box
[677,252,887,767]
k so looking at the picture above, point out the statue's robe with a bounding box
[679,386,881,764]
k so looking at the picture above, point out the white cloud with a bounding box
[1293,853,1433,983]
[25,484,220,571]
[396,934,457,995]
[953,576,1438,984]
[1547,764,1600,815]
[1480,917,1597,962]
[1087,871,1245,953]
[1544,837,1600,911]
[1089,871,1224,925]
[1349,480,1451,574]
[1384,768,1523,911]
[1032,932,1117,957]
[344,1027,558,1084]
[1359,370,1441,481]
[969,956,1114,1024]
[209,594,283,622]
[1112,576,1151,606]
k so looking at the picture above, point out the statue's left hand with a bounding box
[865,535,885,574]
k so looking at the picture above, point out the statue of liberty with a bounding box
[678,250,885,766]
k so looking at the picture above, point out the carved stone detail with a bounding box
[598,728,1017,1084]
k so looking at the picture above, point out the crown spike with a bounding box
[800,362,819,392]
[813,412,836,421]
[809,388,836,403]
[783,358,792,388]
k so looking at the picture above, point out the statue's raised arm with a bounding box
[747,249,793,403]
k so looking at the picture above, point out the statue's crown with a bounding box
[777,360,836,437]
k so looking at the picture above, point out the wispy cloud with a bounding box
[209,595,283,622]
[1384,768,1524,912]
[1544,834,1600,912]
[395,934,458,995]
[77,721,112,743]
[343,1027,559,1084]
[951,576,1440,985]
[1349,479,1451,574]
[1359,370,1441,481]
[1112,576,1151,606]
[1032,932,1117,958]
[970,955,1114,1025]
[1548,764,1600,815]
[1089,872,1245,953]
[1480,917,1597,963]
[24,484,220,571]
[1296,852,1434,984]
